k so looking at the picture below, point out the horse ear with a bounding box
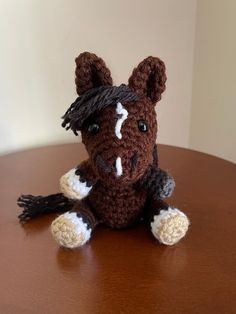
[75,52,113,95]
[128,56,167,104]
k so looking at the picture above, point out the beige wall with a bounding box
[190,0,236,163]
[0,0,196,154]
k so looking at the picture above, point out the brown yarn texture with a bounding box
[18,52,176,232]
[80,99,157,228]
[69,52,170,229]
[128,56,167,103]
[75,52,113,95]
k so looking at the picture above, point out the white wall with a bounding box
[189,0,236,163]
[0,0,196,154]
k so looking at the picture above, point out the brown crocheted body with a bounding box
[67,52,167,229]
[77,93,158,228]
[87,182,146,228]
[18,53,184,241]
[78,99,157,228]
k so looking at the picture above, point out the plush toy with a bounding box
[18,52,190,248]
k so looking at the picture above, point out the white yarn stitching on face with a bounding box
[115,102,128,139]
[115,157,123,176]
[114,103,127,178]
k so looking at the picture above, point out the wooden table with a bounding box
[0,144,236,314]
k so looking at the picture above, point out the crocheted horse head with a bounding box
[18,52,189,248]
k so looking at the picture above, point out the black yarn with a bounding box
[138,167,175,200]
[152,144,158,167]
[144,198,170,223]
[75,166,94,187]
[17,193,74,222]
[62,84,139,135]
[131,152,139,173]
[95,154,112,173]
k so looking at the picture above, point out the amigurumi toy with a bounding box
[18,52,190,248]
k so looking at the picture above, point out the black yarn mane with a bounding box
[62,84,139,135]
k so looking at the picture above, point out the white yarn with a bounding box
[115,102,128,139]
[63,212,91,244]
[152,207,187,226]
[51,212,92,248]
[151,207,189,245]
[113,102,128,177]
[115,157,123,176]
[60,168,92,200]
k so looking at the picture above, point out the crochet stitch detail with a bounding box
[75,51,113,95]
[60,168,92,200]
[51,212,91,248]
[151,208,190,245]
[17,52,190,249]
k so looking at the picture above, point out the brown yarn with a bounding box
[81,99,157,185]
[18,52,182,237]
[78,98,159,228]
[71,200,98,229]
[17,193,74,221]
[75,52,113,95]
[62,84,138,134]
[128,56,167,103]
[71,54,168,228]
[75,160,98,187]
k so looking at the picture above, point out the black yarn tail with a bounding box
[17,193,74,222]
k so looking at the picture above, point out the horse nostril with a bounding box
[96,155,112,173]
[131,152,139,173]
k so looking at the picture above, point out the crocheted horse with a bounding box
[18,52,189,248]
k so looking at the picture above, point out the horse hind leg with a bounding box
[51,200,98,249]
[146,199,190,245]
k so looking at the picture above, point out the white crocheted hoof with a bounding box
[60,168,92,200]
[51,212,91,248]
[151,208,189,245]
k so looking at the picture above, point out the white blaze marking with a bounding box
[114,103,127,177]
[115,157,123,176]
[115,102,128,139]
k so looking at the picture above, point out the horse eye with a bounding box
[138,120,148,132]
[88,123,100,134]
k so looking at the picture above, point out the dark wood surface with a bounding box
[0,143,236,314]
